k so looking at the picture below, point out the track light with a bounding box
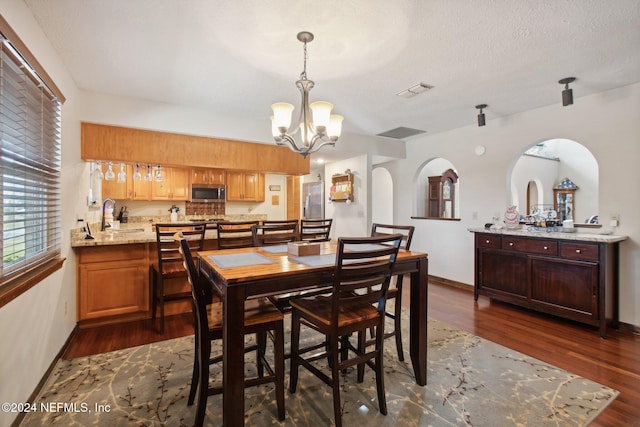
[475,104,487,127]
[559,77,575,106]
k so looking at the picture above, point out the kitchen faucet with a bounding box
[101,198,116,231]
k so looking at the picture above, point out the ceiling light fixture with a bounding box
[271,31,343,158]
[475,104,487,127]
[559,77,575,106]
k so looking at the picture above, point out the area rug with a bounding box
[20,317,617,426]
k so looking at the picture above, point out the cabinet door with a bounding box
[170,167,190,200]
[242,172,259,201]
[191,168,209,184]
[477,249,528,299]
[151,173,172,200]
[226,171,244,201]
[530,257,598,319]
[78,259,148,321]
[209,169,225,184]
[131,176,151,200]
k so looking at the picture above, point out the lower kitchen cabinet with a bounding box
[474,231,620,337]
[77,244,149,327]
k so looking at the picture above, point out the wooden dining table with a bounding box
[198,241,428,426]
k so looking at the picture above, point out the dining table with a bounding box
[198,240,428,426]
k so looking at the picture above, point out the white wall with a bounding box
[371,167,393,224]
[392,82,640,327]
[0,2,81,426]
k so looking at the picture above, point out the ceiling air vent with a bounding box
[396,82,434,98]
[377,127,426,140]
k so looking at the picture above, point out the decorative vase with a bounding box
[170,212,178,222]
[504,205,519,229]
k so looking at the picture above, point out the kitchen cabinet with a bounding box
[226,171,265,201]
[473,231,620,337]
[77,244,149,326]
[151,167,190,201]
[191,168,225,185]
[100,163,130,200]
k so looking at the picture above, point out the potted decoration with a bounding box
[169,205,179,222]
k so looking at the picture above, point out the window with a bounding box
[0,27,63,302]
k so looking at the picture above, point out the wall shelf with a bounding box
[330,173,354,202]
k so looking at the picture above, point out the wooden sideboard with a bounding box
[472,229,625,337]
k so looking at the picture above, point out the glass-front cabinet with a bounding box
[553,178,578,222]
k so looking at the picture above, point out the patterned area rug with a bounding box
[21,317,617,426]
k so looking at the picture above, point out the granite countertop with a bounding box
[468,226,627,243]
[71,222,219,247]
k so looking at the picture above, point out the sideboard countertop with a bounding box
[468,227,627,243]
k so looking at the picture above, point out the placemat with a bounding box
[258,244,289,254]
[289,253,336,267]
[207,252,276,268]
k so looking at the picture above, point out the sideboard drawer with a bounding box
[502,237,558,256]
[560,242,599,261]
[476,234,501,249]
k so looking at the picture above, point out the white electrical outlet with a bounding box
[610,213,620,227]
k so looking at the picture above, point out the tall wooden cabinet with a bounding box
[473,231,623,337]
[427,168,458,218]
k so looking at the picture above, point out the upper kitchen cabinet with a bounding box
[226,171,265,202]
[101,163,130,200]
[191,168,225,185]
[151,167,190,201]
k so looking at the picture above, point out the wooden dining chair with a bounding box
[289,233,403,427]
[300,218,333,242]
[175,233,286,427]
[370,223,415,361]
[251,222,299,247]
[215,220,259,250]
[151,222,206,334]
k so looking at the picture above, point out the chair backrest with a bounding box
[155,223,206,275]
[252,223,299,247]
[216,220,260,250]
[300,218,333,242]
[262,219,299,226]
[370,223,415,251]
[175,232,210,353]
[331,234,403,322]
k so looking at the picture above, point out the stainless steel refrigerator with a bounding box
[302,181,324,219]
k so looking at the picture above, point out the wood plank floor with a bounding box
[62,283,640,426]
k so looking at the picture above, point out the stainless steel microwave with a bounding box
[190,184,226,202]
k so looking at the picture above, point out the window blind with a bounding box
[0,34,62,285]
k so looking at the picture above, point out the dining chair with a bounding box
[370,223,415,361]
[300,218,333,242]
[251,222,299,247]
[289,233,403,427]
[261,219,300,226]
[175,233,286,427]
[215,220,260,249]
[151,222,206,334]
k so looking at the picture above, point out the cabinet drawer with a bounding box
[476,234,501,249]
[559,242,599,261]
[502,237,558,256]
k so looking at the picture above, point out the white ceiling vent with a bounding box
[396,82,434,98]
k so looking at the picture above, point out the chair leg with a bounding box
[158,276,165,334]
[289,312,301,394]
[194,340,210,427]
[256,332,265,378]
[274,321,286,421]
[330,333,343,427]
[375,327,388,416]
[394,278,404,361]
[151,269,157,321]
[188,327,200,406]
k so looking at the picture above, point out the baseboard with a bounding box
[10,324,79,427]
[428,275,472,291]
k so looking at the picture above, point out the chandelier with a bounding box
[271,31,343,158]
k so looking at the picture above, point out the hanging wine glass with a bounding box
[117,163,126,183]
[133,163,142,181]
[144,164,153,181]
[104,162,115,181]
[154,165,163,182]
[91,161,104,180]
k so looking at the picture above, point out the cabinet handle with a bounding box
[575,249,582,254]
[485,240,490,244]
[509,242,514,246]
[543,246,548,250]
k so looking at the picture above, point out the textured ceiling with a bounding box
[23,0,640,162]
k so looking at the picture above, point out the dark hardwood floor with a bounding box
[63,282,640,426]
